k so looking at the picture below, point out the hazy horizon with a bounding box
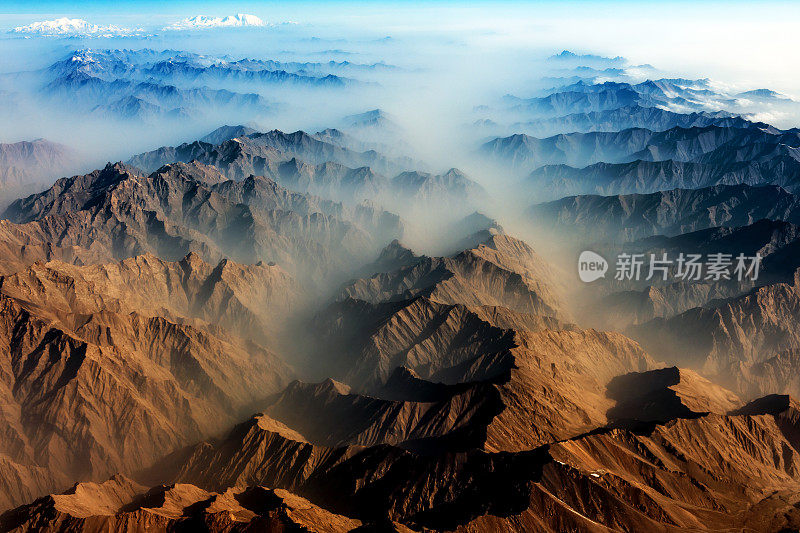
[2,1,799,93]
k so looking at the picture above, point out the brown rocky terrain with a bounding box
[4,113,800,533]
[339,233,566,320]
[9,389,800,532]
[604,366,742,423]
[0,250,297,510]
[1,161,402,288]
[5,211,800,531]
[308,294,655,450]
[0,220,108,276]
[261,378,499,450]
[629,270,800,377]
[0,252,303,345]
[0,474,369,532]
[724,349,800,400]
[588,282,735,330]
[130,372,800,532]
[0,290,292,509]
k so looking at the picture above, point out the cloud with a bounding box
[163,13,266,31]
[9,17,142,37]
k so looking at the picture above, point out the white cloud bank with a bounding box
[163,14,266,31]
[9,17,142,37]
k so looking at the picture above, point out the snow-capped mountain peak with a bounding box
[9,17,141,37]
[163,13,266,31]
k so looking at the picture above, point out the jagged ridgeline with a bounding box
[1,161,403,288]
[3,32,800,533]
[125,126,488,217]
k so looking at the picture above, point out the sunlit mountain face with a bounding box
[1,1,800,531]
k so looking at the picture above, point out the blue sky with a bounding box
[1,0,797,15]
[2,1,797,28]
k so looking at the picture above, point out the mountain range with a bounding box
[163,13,266,30]
[485,76,798,138]
[4,43,800,533]
[127,127,485,219]
[1,160,402,288]
[482,122,796,173]
[527,183,800,243]
[0,48,387,125]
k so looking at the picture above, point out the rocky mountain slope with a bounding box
[301,236,653,450]
[512,104,756,138]
[0,288,292,510]
[483,124,799,173]
[1,161,402,288]
[528,184,800,243]
[0,251,303,345]
[0,475,368,532]
[117,370,800,532]
[524,153,800,200]
[339,233,566,320]
[128,129,410,178]
[126,130,486,218]
[629,270,800,391]
[571,219,800,330]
